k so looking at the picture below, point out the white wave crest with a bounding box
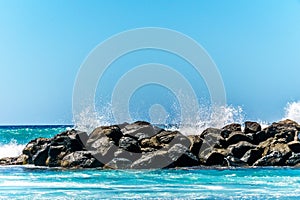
[178,104,244,135]
[284,101,300,123]
[0,139,25,159]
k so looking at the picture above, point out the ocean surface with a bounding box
[1,126,300,199]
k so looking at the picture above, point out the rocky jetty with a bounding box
[1,119,300,169]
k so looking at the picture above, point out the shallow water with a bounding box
[1,166,300,199]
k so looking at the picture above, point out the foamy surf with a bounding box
[284,101,300,123]
[0,140,25,158]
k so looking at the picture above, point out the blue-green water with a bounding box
[1,126,300,199]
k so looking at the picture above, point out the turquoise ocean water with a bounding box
[1,126,300,199]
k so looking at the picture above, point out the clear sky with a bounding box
[0,0,300,124]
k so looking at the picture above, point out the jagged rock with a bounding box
[288,141,300,153]
[32,145,49,166]
[225,155,247,167]
[200,128,222,139]
[104,158,132,169]
[131,150,171,169]
[244,121,261,134]
[286,153,300,166]
[113,149,141,162]
[61,151,103,168]
[199,148,228,166]
[140,137,161,149]
[225,132,253,147]
[201,132,226,149]
[121,121,162,139]
[47,145,66,167]
[118,136,141,153]
[228,141,256,158]
[87,125,123,146]
[167,144,199,168]
[188,135,203,156]
[88,136,118,164]
[0,154,29,165]
[205,151,226,166]
[262,142,292,159]
[254,151,287,166]
[241,149,263,165]
[22,138,51,164]
[221,123,242,138]
[253,119,300,144]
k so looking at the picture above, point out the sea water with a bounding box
[1,126,300,199]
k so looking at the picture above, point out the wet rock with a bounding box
[253,151,287,166]
[221,123,242,138]
[104,158,132,169]
[61,151,103,168]
[168,144,199,168]
[32,145,49,166]
[87,125,123,146]
[200,128,221,139]
[286,153,300,166]
[244,121,261,134]
[188,135,203,156]
[22,138,51,164]
[225,155,248,167]
[228,141,256,158]
[0,154,29,165]
[131,150,171,169]
[225,132,253,147]
[288,141,300,153]
[114,149,141,162]
[199,148,228,166]
[241,149,263,165]
[118,136,141,153]
[121,121,162,139]
[140,137,161,149]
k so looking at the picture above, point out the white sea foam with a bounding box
[284,101,300,123]
[0,139,25,158]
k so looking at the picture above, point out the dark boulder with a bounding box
[228,141,256,158]
[22,138,51,164]
[188,135,203,156]
[253,151,288,166]
[167,144,199,168]
[87,125,123,146]
[221,123,242,138]
[286,153,300,166]
[200,128,221,139]
[225,132,253,147]
[131,150,171,169]
[32,145,49,166]
[61,151,103,168]
[121,121,162,140]
[241,148,263,165]
[288,141,300,153]
[244,121,261,134]
[118,136,141,153]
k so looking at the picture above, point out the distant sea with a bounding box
[1,126,300,199]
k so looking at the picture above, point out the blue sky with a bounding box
[0,0,300,124]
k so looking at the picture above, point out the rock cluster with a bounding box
[1,119,300,169]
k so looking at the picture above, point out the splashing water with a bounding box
[73,102,245,135]
[178,104,244,135]
[73,106,113,133]
[284,101,300,123]
[0,139,25,158]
